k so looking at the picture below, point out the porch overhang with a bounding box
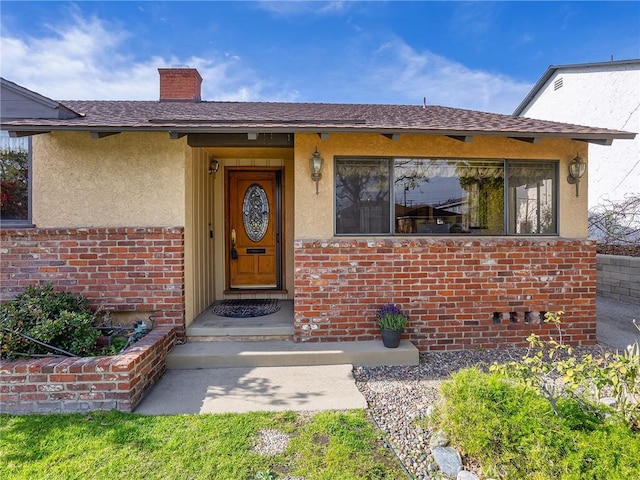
[1,123,634,146]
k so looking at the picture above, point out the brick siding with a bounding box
[294,238,597,351]
[0,326,177,413]
[0,227,186,332]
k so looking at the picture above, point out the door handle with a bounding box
[231,228,238,259]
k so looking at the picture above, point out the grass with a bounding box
[0,409,403,480]
[436,367,640,480]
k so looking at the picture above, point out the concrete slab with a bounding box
[166,339,419,369]
[596,296,640,351]
[134,364,367,415]
[188,300,294,338]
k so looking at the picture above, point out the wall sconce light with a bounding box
[309,148,324,195]
[208,157,220,176]
[567,154,586,197]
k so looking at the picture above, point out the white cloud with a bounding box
[256,1,348,16]
[0,9,531,113]
[363,39,532,113]
[0,12,268,101]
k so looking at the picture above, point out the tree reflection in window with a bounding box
[0,134,29,222]
[335,158,390,234]
[396,158,504,234]
[508,162,556,234]
[334,156,556,236]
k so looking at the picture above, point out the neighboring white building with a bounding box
[513,59,640,210]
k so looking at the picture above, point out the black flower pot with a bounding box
[380,328,403,348]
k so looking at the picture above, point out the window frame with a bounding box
[333,155,559,237]
[0,132,33,228]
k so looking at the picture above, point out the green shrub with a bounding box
[437,367,640,479]
[0,283,100,359]
[491,311,640,430]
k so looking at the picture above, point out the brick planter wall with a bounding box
[0,227,185,332]
[0,327,177,414]
[294,238,597,351]
[597,254,640,305]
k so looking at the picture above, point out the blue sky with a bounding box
[1,1,639,113]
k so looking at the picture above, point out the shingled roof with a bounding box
[1,98,635,144]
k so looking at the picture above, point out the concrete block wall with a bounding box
[0,327,177,414]
[597,254,640,305]
[294,238,597,351]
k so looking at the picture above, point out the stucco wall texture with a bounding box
[33,132,187,228]
[518,63,640,208]
[294,132,589,239]
[33,131,589,238]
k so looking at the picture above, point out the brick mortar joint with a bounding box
[1,226,185,237]
[295,238,596,249]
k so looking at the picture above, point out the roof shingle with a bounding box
[1,99,635,141]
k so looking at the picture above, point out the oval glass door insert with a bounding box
[243,184,269,242]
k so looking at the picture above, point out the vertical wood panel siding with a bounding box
[184,148,216,325]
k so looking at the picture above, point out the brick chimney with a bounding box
[158,67,202,102]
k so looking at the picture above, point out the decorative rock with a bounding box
[429,429,449,448]
[432,446,462,478]
[252,428,290,456]
[600,396,616,407]
[425,404,436,418]
[457,471,480,480]
[353,346,612,480]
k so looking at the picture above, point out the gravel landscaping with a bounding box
[353,345,615,479]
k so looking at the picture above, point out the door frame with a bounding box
[224,166,285,292]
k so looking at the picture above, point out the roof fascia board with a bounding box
[512,66,558,116]
[0,78,81,118]
[1,78,59,109]
[573,137,614,146]
[513,59,640,116]
[1,125,635,142]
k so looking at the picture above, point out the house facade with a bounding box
[513,59,640,211]
[1,69,635,351]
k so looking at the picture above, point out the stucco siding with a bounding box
[518,63,640,208]
[32,132,187,227]
[294,132,589,239]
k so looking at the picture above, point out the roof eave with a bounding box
[1,123,634,144]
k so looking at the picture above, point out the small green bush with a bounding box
[0,283,100,359]
[437,368,640,480]
[491,311,640,430]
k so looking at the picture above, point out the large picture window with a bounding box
[335,157,557,236]
[0,131,31,225]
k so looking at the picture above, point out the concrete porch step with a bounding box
[166,340,419,369]
[186,324,293,342]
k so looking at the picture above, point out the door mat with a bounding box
[212,299,280,318]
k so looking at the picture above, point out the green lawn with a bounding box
[0,410,403,480]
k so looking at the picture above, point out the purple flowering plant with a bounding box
[376,303,408,330]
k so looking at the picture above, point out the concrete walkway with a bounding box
[135,363,367,415]
[596,296,640,351]
[135,296,639,415]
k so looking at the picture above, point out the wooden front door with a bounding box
[227,169,282,289]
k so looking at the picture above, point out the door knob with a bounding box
[231,228,238,259]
